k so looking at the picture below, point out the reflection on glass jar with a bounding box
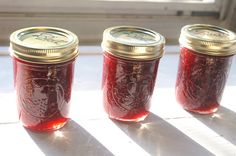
[176,24,236,114]
[10,27,79,131]
[102,26,165,121]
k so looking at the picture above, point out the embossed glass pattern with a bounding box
[10,27,78,131]
[176,47,233,114]
[102,26,165,121]
[176,24,236,114]
[13,58,74,131]
[102,52,159,121]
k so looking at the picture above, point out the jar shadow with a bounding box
[26,120,113,156]
[111,113,213,156]
[190,106,236,145]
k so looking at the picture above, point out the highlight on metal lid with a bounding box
[10,26,79,64]
[179,24,236,56]
[102,26,165,60]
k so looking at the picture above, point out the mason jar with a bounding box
[10,27,79,131]
[176,24,236,114]
[102,26,165,121]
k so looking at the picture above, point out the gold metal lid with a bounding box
[179,24,236,56]
[10,27,79,64]
[101,26,165,60]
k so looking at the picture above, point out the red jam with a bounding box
[13,57,75,131]
[10,26,78,131]
[102,52,159,121]
[175,47,233,114]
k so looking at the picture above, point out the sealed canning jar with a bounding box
[102,26,165,121]
[10,27,79,131]
[176,24,236,114]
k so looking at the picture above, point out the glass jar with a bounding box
[102,26,165,121]
[176,24,236,114]
[10,27,79,131]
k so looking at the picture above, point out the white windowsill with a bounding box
[0,47,236,156]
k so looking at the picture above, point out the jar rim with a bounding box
[10,26,79,64]
[102,26,165,60]
[179,24,236,56]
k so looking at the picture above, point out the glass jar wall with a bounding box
[176,24,236,114]
[102,26,165,121]
[10,27,79,131]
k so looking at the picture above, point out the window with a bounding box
[0,0,235,46]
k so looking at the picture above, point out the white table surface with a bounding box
[0,53,236,156]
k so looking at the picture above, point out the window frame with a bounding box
[0,0,234,46]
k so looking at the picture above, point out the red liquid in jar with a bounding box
[13,57,74,131]
[175,47,233,114]
[102,52,159,121]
